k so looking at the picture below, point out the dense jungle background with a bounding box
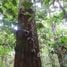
[0,0,67,67]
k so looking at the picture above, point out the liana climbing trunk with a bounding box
[14,1,41,67]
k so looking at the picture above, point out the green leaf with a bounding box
[36,23,44,29]
[22,1,33,9]
[61,36,67,43]
[12,0,17,6]
[43,0,50,6]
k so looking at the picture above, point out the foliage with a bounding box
[0,46,11,56]
[0,29,15,48]
[36,0,67,67]
[42,0,50,7]
[22,1,33,9]
[0,0,18,21]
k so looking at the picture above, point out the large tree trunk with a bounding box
[14,1,41,67]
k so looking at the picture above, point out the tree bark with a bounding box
[14,3,41,67]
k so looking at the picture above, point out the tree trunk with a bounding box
[57,54,64,67]
[14,2,41,67]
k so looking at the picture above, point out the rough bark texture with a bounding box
[14,8,41,67]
